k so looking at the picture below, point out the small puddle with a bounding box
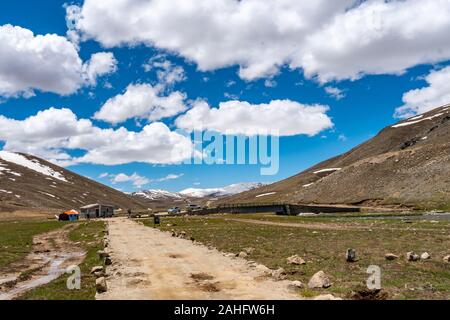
[0,252,84,300]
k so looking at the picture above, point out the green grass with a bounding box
[19,221,106,300]
[144,214,450,300]
[0,220,62,269]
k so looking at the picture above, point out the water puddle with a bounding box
[0,252,84,300]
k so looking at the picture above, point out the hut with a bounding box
[59,209,80,222]
[80,204,115,219]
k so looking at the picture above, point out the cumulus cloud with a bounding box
[111,173,150,188]
[395,67,450,118]
[175,99,333,136]
[325,86,346,100]
[143,54,186,87]
[70,0,450,82]
[94,83,187,124]
[0,108,194,166]
[0,24,117,98]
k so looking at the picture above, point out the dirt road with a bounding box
[98,218,301,300]
[0,224,84,300]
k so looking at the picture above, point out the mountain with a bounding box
[219,104,450,211]
[132,183,265,210]
[0,151,146,212]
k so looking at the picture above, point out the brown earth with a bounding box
[219,104,450,210]
[98,218,301,300]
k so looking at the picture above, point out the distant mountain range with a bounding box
[0,151,145,212]
[219,104,450,211]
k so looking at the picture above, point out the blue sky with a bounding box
[1,0,449,193]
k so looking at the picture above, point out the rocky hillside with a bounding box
[219,104,450,210]
[0,151,146,212]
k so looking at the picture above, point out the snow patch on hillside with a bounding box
[314,168,342,174]
[255,192,277,198]
[392,113,444,128]
[0,151,67,182]
[180,183,265,198]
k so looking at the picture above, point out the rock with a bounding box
[225,253,236,258]
[313,294,342,300]
[420,252,431,260]
[346,248,357,262]
[178,231,187,239]
[97,250,109,259]
[288,280,304,289]
[287,255,306,265]
[190,237,196,242]
[243,247,255,254]
[255,264,272,275]
[90,266,103,274]
[308,271,331,289]
[96,277,107,293]
[238,251,248,258]
[93,271,104,278]
[105,256,112,266]
[443,255,450,263]
[385,253,399,261]
[272,268,287,281]
[406,252,420,262]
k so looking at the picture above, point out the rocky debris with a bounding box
[97,250,109,259]
[255,264,272,276]
[96,277,108,293]
[385,253,399,261]
[406,252,420,262]
[351,288,388,300]
[238,251,248,259]
[308,271,331,289]
[105,256,112,266]
[346,248,357,262]
[288,280,304,289]
[224,253,236,258]
[178,231,187,239]
[271,268,287,281]
[286,255,306,265]
[420,252,431,260]
[443,255,450,263]
[313,294,342,300]
[243,247,255,254]
[90,266,104,274]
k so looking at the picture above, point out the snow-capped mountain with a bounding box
[179,183,266,198]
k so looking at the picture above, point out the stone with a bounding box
[238,251,248,258]
[105,256,112,266]
[179,231,187,239]
[287,255,306,265]
[272,268,287,281]
[420,252,431,260]
[443,255,450,263]
[288,280,304,289]
[243,247,255,254]
[90,266,103,274]
[255,264,272,275]
[308,271,331,289]
[406,252,420,262]
[93,271,104,278]
[96,277,107,293]
[385,253,399,261]
[346,248,357,262]
[97,250,109,259]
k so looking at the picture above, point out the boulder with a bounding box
[96,277,107,293]
[97,250,109,259]
[90,266,103,274]
[308,271,331,289]
[406,252,420,262]
[178,231,187,239]
[93,271,104,278]
[346,248,357,262]
[421,252,431,260]
[243,247,255,254]
[238,252,248,259]
[255,264,272,276]
[105,256,112,266]
[385,253,399,261]
[287,255,306,265]
[443,255,450,263]
[313,294,342,300]
[272,268,287,281]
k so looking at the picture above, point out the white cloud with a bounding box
[143,54,186,86]
[395,66,450,118]
[94,83,187,124]
[0,108,195,166]
[175,99,333,136]
[325,86,346,100]
[155,173,184,182]
[0,24,117,98]
[111,173,150,188]
[71,0,450,82]
[83,52,118,86]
